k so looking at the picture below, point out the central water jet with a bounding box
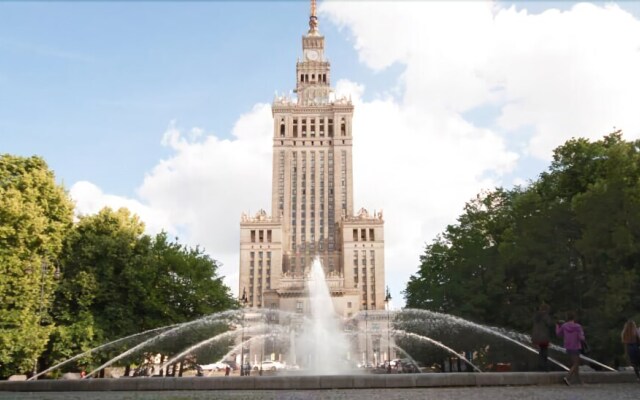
[300,257,350,374]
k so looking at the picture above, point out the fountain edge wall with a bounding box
[0,372,637,392]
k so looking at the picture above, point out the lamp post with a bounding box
[259,311,266,376]
[384,287,392,374]
[33,261,59,379]
[364,303,368,369]
[240,288,248,376]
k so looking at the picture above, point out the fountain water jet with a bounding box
[84,310,237,378]
[28,323,180,381]
[34,262,618,379]
[158,330,242,373]
[395,330,482,372]
[400,309,575,371]
[298,257,350,374]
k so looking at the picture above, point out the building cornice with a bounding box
[272,103,354,114]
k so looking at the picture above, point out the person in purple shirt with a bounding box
[556,311,585,386]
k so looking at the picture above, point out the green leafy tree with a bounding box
[404,132,640,367]
[48,207,237,371]
[0,155,74,377]
[405,189,512,324]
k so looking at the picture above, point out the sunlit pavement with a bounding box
[1,384,639,400]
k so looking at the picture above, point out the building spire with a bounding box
[309,0,319,34]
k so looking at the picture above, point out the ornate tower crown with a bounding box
[296,0,330,105]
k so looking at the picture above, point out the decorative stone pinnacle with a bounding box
[309,0,318,34]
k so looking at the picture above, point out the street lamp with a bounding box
[259,311,266,376]
[240,288,248,376]
[384,287,392,373]
[364,303,368,369]
[33,261,59,379]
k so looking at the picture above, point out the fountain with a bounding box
[299,257,351,374]
[14,257,626,392]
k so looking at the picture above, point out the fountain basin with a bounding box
[1,372,637,392]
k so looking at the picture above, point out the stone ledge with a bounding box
[319,375,354,389]
[0,372,637,392]
[353,375,387,388]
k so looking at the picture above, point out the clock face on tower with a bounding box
[305,49,319,61]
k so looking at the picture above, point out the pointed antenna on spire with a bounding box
[309,0,318,34]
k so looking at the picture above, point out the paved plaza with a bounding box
[1,384,638,400]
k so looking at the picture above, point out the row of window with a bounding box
[290,255,335,270]
[278,140,349,147]
[299,73,327,84]
[248,249,272,298]
[249,251,271,259]
[291,237,334,249]
[341,151,347,211]
[250,230,273,243]
[279,117,348,138]
[353,259,376,268]
[290,150,337,251]
[249,260,272,268]
[353,228,376,242]
[278,151,285,211]
[354,266,376,276]
[249,268,271,278]
[354,250,375,259]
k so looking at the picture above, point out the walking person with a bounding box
[621,319,640,380]
[556,311,585,386]
[532,303,554,371]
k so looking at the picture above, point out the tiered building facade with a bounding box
[239,1,385,318]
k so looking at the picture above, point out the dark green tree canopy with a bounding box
[404,132,640,366]
[49,207,237,370]
[0,154,237,376]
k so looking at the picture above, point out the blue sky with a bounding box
[1,1,394,195]
[0,0,595,195]
[1,1,304,194]
[2,1,640,305]
[3,0,638,190]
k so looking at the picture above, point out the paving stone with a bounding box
[2,384,640,400]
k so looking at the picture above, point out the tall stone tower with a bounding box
[239,0,385,317]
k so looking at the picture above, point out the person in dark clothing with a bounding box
[621,319,640,380]
[532,303,554,371]
[556,311,585,386]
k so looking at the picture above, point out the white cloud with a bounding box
[491,3,640,158]
[321,1,640,158]
[136,104,274,291]
[69,104,274,294]
[336,81,516,304]
[69,1,640,306]
[320,0,640,301]
[69,181,175,235]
